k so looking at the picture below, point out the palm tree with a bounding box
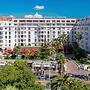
[51,75,89,90]
[51,75,69,90]
[51,34,68,53]
[56,52,66,75]
[74,33,82,42]
[48,34,65,59]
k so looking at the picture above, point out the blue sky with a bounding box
[0,0,90,18]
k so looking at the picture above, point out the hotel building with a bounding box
[0,13,77,49]
[73,17,90,52]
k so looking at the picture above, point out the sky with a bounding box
[0,0,90,18]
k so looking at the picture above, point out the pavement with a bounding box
[65,60,90,83]
[66,60,90,75]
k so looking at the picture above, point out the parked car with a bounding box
[77,64,84,70]
[87,74,90,80]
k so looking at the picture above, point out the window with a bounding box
[0,27,3,30]
[5,28,7,29]
[66,20,70,22]
[47,35,50,38]
[15,35,16,38]
[27,20,32,22]
[9,36,11,39]
[9,32,11,34]
[52,20,55,22]
[18,39,20,42]
[85,32,88,35]
[57,20,60,22]
[28,31,31,34]
[9,28,11,30]
[5,32,7,34]
[28,35,30,38]
[9,40,11,43]
[40,20,45,22]
[35,31,37,34]
[28,27,31,30]
[86,46,88,49]
[5,36,7,38]
[19,20,26,22]
[48,39,49,42]
[21,35,23,38]
[58,31,60,34]
[21,31,23,34]
[62,20,65,22]
[41,31,44,33]
[24,31,26,33]
[57,24,61,26]
[21,39,23,42]
[53,35,55,38]
[53,31,55,33]
[86,42,88,45]
[86,38,88,40]
[33,20,38,22]
[35,39,37,42]
[14,20,17,22]
[53,28,55,30]
[18,32,20,34]
[71,20,75,22]
[53,24,55,26]
[9,23,11,25]
[67,31,69,34]
[48,31,49,34]
[0,32,2,35]
[28,39,31,42]
[47,20,50,22]
[21,43,24,46]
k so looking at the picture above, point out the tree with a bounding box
[51,75,90,90]
[35,46,50,60]
[49,34,68,61]
[74,33,82,42]
[2,85,18,90]
[0,61,44,90]
[13,46,21,54]
[56,53,66,75]
[72,43,87,59]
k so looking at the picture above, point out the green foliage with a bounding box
[56,53,66,75]
[51,75,90,90]
[2,85,18,90]
[28,55,35,59]
[34,46,50,60]
[56,53,66,64]
[78,58,90,64]
[4,55,11,59]
[13,46,21,54]
[0,61,44,90]
[72,43,87,59]
[74,33,82,42]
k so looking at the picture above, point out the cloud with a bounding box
[34,5,44,10]
[24,13,43,18]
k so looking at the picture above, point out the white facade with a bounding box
[0,17,77,49]
[73,17,90,52]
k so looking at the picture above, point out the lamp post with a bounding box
[41,61,44,75]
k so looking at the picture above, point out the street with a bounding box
[65,60,90,83]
